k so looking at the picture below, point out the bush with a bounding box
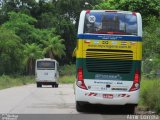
[59,64,76,76]
[140,79,160,113]
[0,75,35,90]
[59,64,76,84]
[59,75,75,84]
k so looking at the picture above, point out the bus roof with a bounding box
[36,58,57,62]
[84,10,137,14]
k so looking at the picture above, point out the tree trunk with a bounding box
[49,50,54,59]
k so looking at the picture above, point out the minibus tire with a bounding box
[55,84,58,88]
[52,84,55,88]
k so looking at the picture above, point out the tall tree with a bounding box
[23,43,43,75]
[2,12,40,44]
[95,0,160,25]
[0,27,23,74]
[43,35,66,59]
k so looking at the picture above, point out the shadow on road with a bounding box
[81,104,134,115]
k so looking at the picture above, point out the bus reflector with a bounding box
[129,69,140,92]
[86,10,90,14]
[77,67,87,90]
[132,12,137,16]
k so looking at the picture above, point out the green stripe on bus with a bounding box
[76,58,141,81]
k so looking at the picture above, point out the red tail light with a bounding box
[78,67,83,80]
[134,69,139,83]
[129,69,140,92]
[77,67,87,90]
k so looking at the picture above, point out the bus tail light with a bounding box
[129,69,140,92]
[77,67,87,90]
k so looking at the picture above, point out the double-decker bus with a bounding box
[74,10,142,113]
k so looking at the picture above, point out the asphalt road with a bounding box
[0,84,159,120]
[0,84,76,114]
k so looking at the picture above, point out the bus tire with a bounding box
[52,84,55,88]
[37,83,42,88]
[126,105,136,114]
[76,101,85,112]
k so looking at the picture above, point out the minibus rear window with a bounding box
[37,61,55,70]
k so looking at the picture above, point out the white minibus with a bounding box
[35,58,59,88]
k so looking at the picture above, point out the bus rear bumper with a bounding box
[36,78,57,82]
[75,86,139,105]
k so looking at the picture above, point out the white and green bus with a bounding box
[74,10,142,113]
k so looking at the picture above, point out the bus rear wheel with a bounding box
[52,83,58,88]
[125,105,136,114]
[55,84,58,88]
[76,101,85,112]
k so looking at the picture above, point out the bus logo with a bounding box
[88,15,96,23]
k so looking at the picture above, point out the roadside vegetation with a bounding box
[0,75,35,90]
[0,64,76,90]
[139,78,160,114]
[59,64,76,84]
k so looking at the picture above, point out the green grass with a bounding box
[59,64,76,76]
[0,74,75,90]
[0,75,35,90]
[59,75,75,84]
[139,78,160,113]
[59,64,76,84]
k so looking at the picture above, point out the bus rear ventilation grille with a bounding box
[86,49,133,73]
[86,49,133,60]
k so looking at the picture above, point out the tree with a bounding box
[95,0,160,26]
[94,0,117,10]
[2,12,40,44]
[43,35,66,59]
[0,27,23,74]
[23,43,43,75]
[35,0,101,63]
[142,18,160,76]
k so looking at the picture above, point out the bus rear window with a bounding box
[37,61,55,70]
[84,12,137,35]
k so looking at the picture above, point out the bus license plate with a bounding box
[103,94,113,99]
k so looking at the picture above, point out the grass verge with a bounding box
[0,75,35,90]
[59,64,75,84]
[0,74,75,90]
[139,78,160,113]
[59,75,75,84]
